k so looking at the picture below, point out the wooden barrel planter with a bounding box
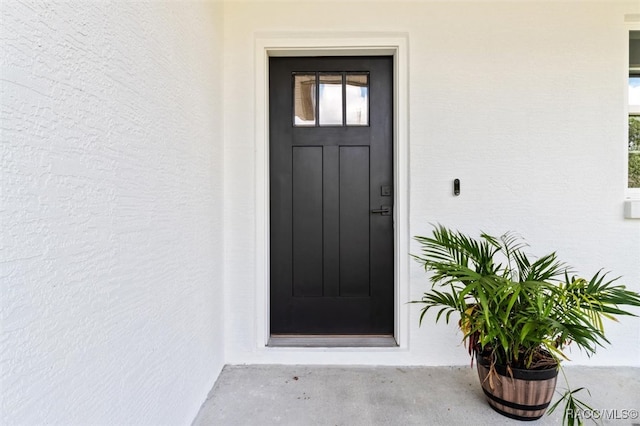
[476,353,559,421]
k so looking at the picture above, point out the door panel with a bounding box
[339,146,370,297]
[270,56,393,335]
[292,146,323,297]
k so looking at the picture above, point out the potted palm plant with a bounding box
[412,225,640,425]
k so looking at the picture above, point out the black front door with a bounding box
[270,56,393,334]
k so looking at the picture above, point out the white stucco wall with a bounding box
[1,2,225,424]
[223,2,640,366]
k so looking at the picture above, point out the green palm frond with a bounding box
[412,224,640,424]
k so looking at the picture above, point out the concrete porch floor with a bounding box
[192,365,640,426]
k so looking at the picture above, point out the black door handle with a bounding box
[371,206,391,216]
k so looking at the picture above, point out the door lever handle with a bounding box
[371,205,391,216]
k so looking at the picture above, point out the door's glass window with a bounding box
[346,74,369,126]
[319,74,343,126]
[293,72,370,127]
[293,74,316,126]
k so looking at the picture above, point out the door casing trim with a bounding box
[255,33,410,350]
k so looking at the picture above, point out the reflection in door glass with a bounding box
[346,74,369,126]
[319,74,343,126]
[294,74,316,126]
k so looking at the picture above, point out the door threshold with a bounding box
[268,334,397,348]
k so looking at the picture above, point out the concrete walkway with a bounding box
[192,365,640,426]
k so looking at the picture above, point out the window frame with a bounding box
[292,71,371,128]
[626,25,640,199]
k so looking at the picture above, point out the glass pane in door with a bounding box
[346,74,369,126]
[319,74,343,126]
[294,74,316,126]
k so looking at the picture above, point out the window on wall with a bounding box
[629,31,640,189]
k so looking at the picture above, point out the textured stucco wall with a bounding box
[223,1,640,366]
[1,1,225,424]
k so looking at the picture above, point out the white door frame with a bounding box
[254,33,410,351]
